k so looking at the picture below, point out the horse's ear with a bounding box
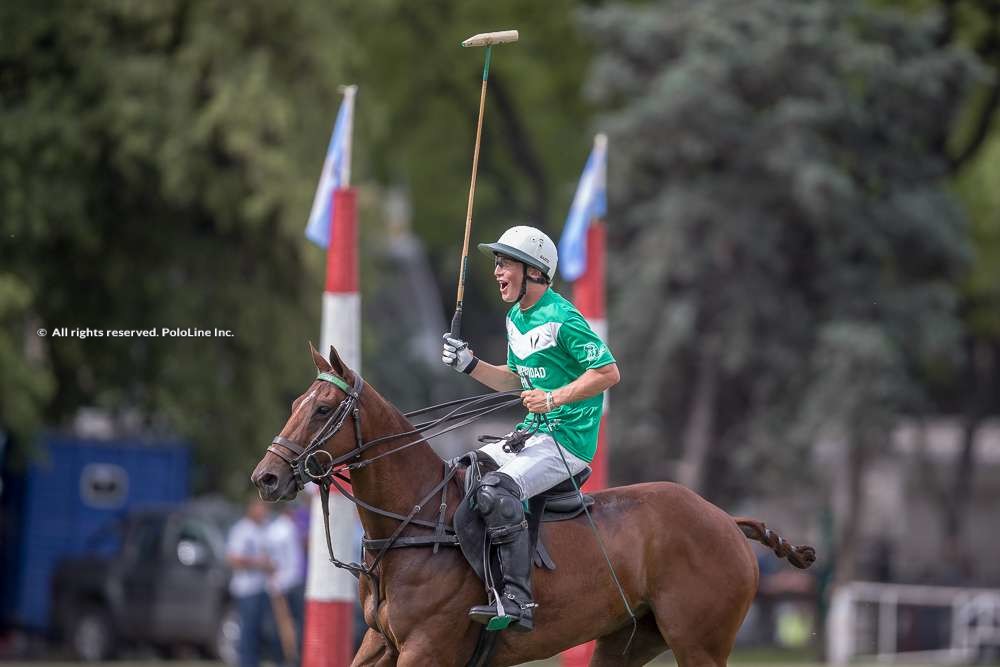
[309,341,333,373]
[328,345,350,377]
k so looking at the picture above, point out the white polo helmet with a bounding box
[478,226,558,283]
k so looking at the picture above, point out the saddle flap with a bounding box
[454,470,554,583]
[454,491,489,583]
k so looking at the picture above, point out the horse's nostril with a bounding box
[258,472,279,490]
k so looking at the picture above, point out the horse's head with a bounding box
[251,342,362,501]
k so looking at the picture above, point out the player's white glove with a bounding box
[441,333,478,374]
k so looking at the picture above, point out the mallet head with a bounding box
[462,30,519,47]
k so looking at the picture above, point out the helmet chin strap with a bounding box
[516,263,549,303]
[516,264,528,302]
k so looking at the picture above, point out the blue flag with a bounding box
[558,134,607,282]
[305,86,357,248]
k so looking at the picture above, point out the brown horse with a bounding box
[251,345,815,667]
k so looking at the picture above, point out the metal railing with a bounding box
[827,581,1000,664]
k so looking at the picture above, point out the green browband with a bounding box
[316,371,351,393]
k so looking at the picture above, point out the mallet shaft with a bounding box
[451,30,518,338]
[455,60,490,307]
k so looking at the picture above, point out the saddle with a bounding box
[355,451,595,667]
[452,450,595,583]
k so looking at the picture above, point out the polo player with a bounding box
[442,225,620,631]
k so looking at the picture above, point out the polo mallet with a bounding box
[268,587,298,663]
[450,29,519,338]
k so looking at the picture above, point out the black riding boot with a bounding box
[468,472,537,631]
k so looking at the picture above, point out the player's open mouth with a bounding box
[499,280,509,292]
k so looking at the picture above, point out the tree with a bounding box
[0,1,352,492]
[584,0,980,534]
[875,0,1000,547]
[0,274,54,453]
[339,0,596,357]
[0,1,599,492]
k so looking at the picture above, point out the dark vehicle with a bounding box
[50,499,238,663]
[1,434,190,639]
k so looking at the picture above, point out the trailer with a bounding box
[0,433,190,635]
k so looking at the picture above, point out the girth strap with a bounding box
[328,473,459,532]
[318,461,462,580]
[363,534,460,550]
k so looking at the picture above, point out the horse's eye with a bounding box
[316,405,332,416]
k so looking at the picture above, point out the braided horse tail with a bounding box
[734,517,816,569]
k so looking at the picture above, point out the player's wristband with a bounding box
[463,357,479,375]
[545,391,554,411]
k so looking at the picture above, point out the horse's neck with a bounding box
[350,385,446,539]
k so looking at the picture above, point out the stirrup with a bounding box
[469,591,537,632]
[469,607,534,632]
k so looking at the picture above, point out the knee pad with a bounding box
[475,472,524,524]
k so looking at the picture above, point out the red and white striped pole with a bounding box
[574,221,608,491]
[562,220,608,667]
[303,87,359,667]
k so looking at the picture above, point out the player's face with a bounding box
[494,254,523,303]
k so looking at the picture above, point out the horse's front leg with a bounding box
[395,641,458,667]
[392,621,486,667]
[351,628,396,667]
[383,551,487,666]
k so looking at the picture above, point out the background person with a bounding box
[226,497,274,667]
[266,503,305,666]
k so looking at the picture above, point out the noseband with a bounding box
[267,370,365,490]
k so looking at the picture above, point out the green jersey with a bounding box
[506,288,615,462]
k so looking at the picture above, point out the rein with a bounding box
[267,370,523,584]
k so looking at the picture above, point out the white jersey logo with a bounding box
[516,365,547,380]
[507,320,562,359]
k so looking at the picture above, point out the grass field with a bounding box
[0,662,971,667]
[0,662,936,667]
[5,653,994,667]
[522,650,969,666]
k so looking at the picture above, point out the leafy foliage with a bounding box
[0,1,596,492]
[2,0,998,505]
[0,1,348,491]
[956,135,1000,339]
[584,0,980,497]
[339,0,595,354]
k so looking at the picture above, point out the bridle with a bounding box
[264,367,523,648]
[264,368,523,578]
[267,371,366,491]
[267,370,523,490]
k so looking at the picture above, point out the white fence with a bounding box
[827,581,1000,664]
